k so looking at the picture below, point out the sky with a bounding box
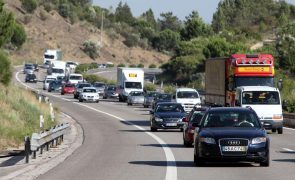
[93,0,295,24]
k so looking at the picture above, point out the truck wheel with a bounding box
[277,127,283,134]
[79,99,83,102]
[271,129,276,133]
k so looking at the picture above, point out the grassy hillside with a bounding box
[0,85,56,150]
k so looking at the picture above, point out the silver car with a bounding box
[93,82,106,97]
[143,91,159,108]
[127,91,145,106]
[23,63,34,74]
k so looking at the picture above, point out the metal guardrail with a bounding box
[25,123,70,163]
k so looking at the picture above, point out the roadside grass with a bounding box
[0,85,56,150]
[275,70,295,113]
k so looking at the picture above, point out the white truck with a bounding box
[48,60,67,78]
[43,49,63,64]
[235,86,283,134]
[175,88,201,113]
[117,68,144,102]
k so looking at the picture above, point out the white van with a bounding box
[175,88,201,112]
[236,86,283,134]
[43,75,57,90]
[67,74,83,84]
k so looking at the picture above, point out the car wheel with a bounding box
[61,92,64,95]
[96,100,99,103]
[130,103,133,106]
[79,99,83,102]
[271,128,276,133]
[277,127,283,134]
[74,95,77,99]
[194,153,205,167]
[150,126,157,132]
[180,128,184,132]
[260,153,270,167]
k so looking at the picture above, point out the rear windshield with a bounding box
[45,55,54,59]
[77,84,91,88]
[107,86,116,91]
[177,91,199,98]
[130,91,144,96]
[52,68,64,73]
[65,84,75,87]
[83,89,96,93]
[242,91,280,105]
[70,75,83,80]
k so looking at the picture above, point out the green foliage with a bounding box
[83,74,116,85]
[152,29,180,51]
[115,2,135,25]
[163,85,176,94]
[0,51,12,86]
[0,2,15,47]
[82,40,99,60]
[58,3,71,18]
[144,83,156,91]
[21,0,38,13]
[158,12,182,31]
[149,64,157,68]
[123,33,140,47]
[181,11,213,40]
[137,63,144,68]
[75,63,97,74]
[117,63,126,67]
[129,64,136,68]
[140,8,157,29]
[11,23,27,48]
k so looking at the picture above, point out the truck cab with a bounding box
[235,86,283,134]
[175,88,201,113]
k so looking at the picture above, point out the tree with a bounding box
[152,29,180,51]
[11,23,27,48]
[21,0,38,13]
[0,51,12,86]
[158,12,182,31]
[181,11,213,40]
[115,2,134,25]
[141,8,157,29]
[0,0,15,47]
[68,0,92,7]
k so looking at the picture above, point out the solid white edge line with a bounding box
[283,127,295,131]
[282,148,295,152]
[16,70,178,180]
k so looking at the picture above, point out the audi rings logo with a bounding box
[228,140,241,145]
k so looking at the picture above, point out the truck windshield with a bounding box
[52,68,64,73]
[235,77,274,87]
[44,55,54,59]
[177,91,199,98]
[242,91,280,105]
[125,82,142,89]
[70,76,83,80]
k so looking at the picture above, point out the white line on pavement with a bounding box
[16,70,178,180]
[283,127,295,131]
[282,148,295,152]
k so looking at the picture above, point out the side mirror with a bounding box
[149,110,154,114]
[182,117,188,122]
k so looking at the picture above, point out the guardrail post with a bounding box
[24,136,30,163]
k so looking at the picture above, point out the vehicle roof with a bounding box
[46,75,57,79]
[238,86,278,91]
[176,88,197,92]
[69,73,83,76]
[82,87,96,89]
[157,102,182,106]
[207,107,255,113]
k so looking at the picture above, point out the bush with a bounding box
[129,64,136,68]
[43,2,54,12]
[39,8,48,21]
[11,23,27,48]
[21,0,37,13]
[23,15,32,24]
[149,64,157,68]
[75,63,97,74]
[137,63,144,68]
[82,40,100,60]
[0,51,12,86]
[144,83,156,91]
[123,33,140,47]
[163,85,176,94]
[117,63,126,67]
[83,74,116,85]
[58,3,71,18]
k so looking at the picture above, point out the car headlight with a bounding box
[251,137,267,144]
[155,117,163,122]
[200,137,216,144]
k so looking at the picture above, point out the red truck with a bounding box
[205,54,275,107]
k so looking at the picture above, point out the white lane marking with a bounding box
[16,70,178,180]
[282,148,295,152]
[93,70,113,74]
[284,127,295,131]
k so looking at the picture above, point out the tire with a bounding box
[271,129,276,133]
[277,127,283,134]
[260,153,270,167]
[119,96,123,102]
[180,128,184,132]
[61,92,64,95]
[183,139,192,147]
[130,103,133,106]
[79,99,83,102]
[194,153,205,167]
[143,105,147,108]
[150,126,157,132]
[96,100,99,103]
[74,95,77,99]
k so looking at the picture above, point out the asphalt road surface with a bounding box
[15,68,295,180]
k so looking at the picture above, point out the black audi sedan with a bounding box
[150,102,186,131]
[193,107,269,167]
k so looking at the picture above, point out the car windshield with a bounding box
[235,77,274,87]
[65,84,75,87]
[44,54,54,59]
[190,111,206,123]
[242,91,280,105]
[83,89,96,93]
[26,66,34,70]
[125,82,142,89]
[156,104,185,113]
[70,75,83,80]
[107,86,116,91]
[158,94,172,100]
[202,111,260,128]
[77,84,91,88]
[28,74,36,78]
[46,79,54,83]
[177,91,199,98]
[130,91,144,96]
[94,83,105,88]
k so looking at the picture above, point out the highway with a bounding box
[15,69,295,180]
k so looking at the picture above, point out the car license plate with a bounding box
[222,146,247,152]
[166,123,177,127]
